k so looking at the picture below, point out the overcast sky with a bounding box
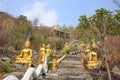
[0,0,119,27]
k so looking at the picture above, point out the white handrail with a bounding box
[35,64,43,77]
[21,67,37,80]
[3,75,18,80]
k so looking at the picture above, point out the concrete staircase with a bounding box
[45,53,92,80]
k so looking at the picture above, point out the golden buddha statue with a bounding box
[91,38,98,51]
[46,44,51,56]
[52,47,57,70]
[80,41,85,53]
[89,51,98,61]
[86,49,98,69]
[39,44,46,64]
[54,24,60,30]
[63,42,69,50]
[62,42,69,54]
[84,43,92,61]
[15,39,32,68]
[80,41,85,47]
[85,44,91,53]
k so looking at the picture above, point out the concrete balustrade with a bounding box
[3,56,48,80]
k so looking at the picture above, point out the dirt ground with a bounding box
[0,72,24,80]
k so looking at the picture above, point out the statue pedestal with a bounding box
[86,60,99,70]
[15,58,32,68]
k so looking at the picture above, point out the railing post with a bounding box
[52,48,57,70]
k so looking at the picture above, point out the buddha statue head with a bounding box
[46,44,50,48]
[64,42,69,49]
[65,42,68,45]
[86,44,90,49]
[85,44,91,53]
[24,39,31,49]
[42,44,45,48]
[80,41,85,46]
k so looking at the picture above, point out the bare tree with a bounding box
[33,18,39,26]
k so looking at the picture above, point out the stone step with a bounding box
[64,58,80,61]
[45,72,92,80]
[59,60,82,65]
[57,69,86,73]
[58,64,84,68]
[44,77,93,80]
[46,53,91,79]
[66,55,80,58]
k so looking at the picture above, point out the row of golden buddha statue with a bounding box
[79,38,99,69]
[15,38,99,70]
[15,39,69,70]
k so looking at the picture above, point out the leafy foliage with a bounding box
[77,8,120,41]
[62,48,71,55]
[0,12,51,50]
[48,51,53,70]
[0,62,14,73]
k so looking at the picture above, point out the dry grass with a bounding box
[105,35,120,68]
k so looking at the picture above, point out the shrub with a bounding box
[48,51,53,70]
[0,62,14,73]
[62,48,71,55]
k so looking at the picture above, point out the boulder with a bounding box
[1,57,11,63]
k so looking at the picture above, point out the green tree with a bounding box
[78,15,89,31]
[77,8,120,42]
[77,15,91,41]
[113,0,120,8]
